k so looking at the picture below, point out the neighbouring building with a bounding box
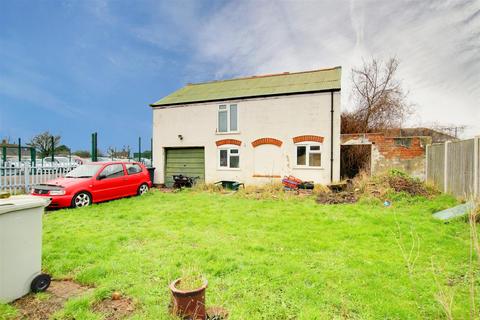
[340,128,456,179]
[150,67,342,186]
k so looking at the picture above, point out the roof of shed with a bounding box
[151,66,341,107]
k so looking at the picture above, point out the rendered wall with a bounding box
[152,92,341,185]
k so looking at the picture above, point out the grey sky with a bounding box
[183,0,480,137]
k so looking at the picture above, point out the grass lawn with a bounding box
[1,190,476,319]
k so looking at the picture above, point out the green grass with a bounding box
[2,190,477,319]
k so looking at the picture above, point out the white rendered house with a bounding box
[150,67,341,186]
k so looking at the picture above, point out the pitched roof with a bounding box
[151,66,341,107]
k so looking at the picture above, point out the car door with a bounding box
[92,164,128,202]
[125,163,144,195]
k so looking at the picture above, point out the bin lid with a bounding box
[0,196,51,215]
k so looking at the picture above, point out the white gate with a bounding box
[0,163,77,195]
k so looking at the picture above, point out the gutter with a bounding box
[150,88,341,108]
[330,91,334,183]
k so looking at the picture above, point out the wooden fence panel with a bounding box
[426,137,479,199]
[426,143,445,191]
[446,139,474,197]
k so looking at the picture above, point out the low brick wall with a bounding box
[341,133,432,179]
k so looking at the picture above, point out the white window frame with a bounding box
[295,143,322,168]
[217,104,239,133]
[218,147,240,170]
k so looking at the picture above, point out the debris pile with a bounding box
[316,191,357,204]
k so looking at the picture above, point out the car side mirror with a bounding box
[97,173,107,180]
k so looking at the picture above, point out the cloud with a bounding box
[179,0,480,137]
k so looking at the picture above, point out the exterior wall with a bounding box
[341,133,432,179]
[152,91,341,185]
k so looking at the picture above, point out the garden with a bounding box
[0,175,477,319]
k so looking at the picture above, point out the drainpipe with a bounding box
[330,91,334,182]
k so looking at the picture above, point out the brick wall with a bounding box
[341,133,432,179]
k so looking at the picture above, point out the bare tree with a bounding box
[28,131,61,157]
[340,57,412,178]
[342,57,412,134]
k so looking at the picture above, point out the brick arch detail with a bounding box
[251,137,283,148]
[215,139,242,147]
[292,135,325,144]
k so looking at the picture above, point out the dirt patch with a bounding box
[92,297,135,320]
[316,191,358,204]
[12,280,93,320]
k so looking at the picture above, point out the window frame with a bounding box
[218,147,240,170]
[125,163,143,175]
[99,163,125,179]
[394,137,412,148]
[217,104,239,133]
[295,143,322,168]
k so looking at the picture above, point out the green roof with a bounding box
[151,66,341,106]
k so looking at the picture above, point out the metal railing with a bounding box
[0,163,77,195]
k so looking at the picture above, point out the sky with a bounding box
[0,0,479,152]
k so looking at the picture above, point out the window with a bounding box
[394,138,412,148]
[218,104,238,132]
[219,148,240,169]
[296,144,322,167]
[99,164,124,179]
[126,163,142,175]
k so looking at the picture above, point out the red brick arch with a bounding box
[251,137,283,148]
[216,139,242,147]
[292,135,324,144]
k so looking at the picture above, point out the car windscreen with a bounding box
[65,164,102,178]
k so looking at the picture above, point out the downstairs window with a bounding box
[219,148,240,169]
[296,144,322,167]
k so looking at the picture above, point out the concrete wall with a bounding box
[152,91,341,185]
[341,133,431,179]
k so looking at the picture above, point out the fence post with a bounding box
[444,141,451,193]
[138,137,142,162]
[31,148,36,175]
[18,138,21,162]
[474,136,479,198]
[91,132,98,162]
[24,162,30,193]
[2,145,6,165]
[425,144,430,182]
[51,136,55,162]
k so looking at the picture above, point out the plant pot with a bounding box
[170,278,208,320]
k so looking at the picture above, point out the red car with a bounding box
[31,162,153,208]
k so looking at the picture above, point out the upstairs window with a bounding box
[218,104,238,132]
[219,148,240,169]
[296,144,322,167]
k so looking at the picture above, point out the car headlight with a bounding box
[49,189,66,196]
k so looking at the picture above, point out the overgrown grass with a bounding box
[1,190,476,319]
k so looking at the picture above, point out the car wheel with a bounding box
[72,192,91,208]
[138,183,149,195]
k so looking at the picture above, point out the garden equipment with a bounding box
[0,195,52,303]
[282,176,314,190]
[173,175,199,188]
[214,180,245,191]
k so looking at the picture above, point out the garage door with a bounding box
[165,148,205,187]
